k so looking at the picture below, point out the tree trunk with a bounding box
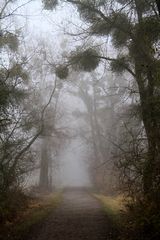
[39,139,49,190]
[156,0,160,15]
[135,62,160,203]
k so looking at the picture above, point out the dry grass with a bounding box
[94,194,125,218]
[93,193,126,235]
[2,192,62,240]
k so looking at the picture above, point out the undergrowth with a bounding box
[94,193,160,240]
[0,192,62,240]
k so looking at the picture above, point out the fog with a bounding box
[0,0,121,192]
[1,1,160,239]
[49,90,91,188]
[16,0,92,189]
[57,138,91,187]
[1,0,159,195]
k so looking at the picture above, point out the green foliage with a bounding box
[0,6,31,209]
[0,84,22,110]
[90,19,112,35]
[55,65,69,79]
[76,0,108,23]
[0,32,19,51]
[42,0,58,10]
[134,17,160,44]
[9,63,29,82]
[77,0,99,23]
[91,12,132,47]
[0,80,10,109]
[111,12,132,48]
[0,64,28,109]
[0,1,39,229]
[110,55,130,74]
[69,47,100,72]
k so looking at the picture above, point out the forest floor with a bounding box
[0,192,62,240]
[21,188,119,240]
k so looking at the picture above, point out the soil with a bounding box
[23,188,118,240]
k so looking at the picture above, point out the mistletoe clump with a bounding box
[55,65,69,79]
[42,0,58,10]
[69,48,100,72]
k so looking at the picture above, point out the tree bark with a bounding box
[135,61,160,202]
[39,138,50,190]
[156,0,160,15]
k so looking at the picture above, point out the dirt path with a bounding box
[24,189,118,240]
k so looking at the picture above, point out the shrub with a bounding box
[0,188,28,223]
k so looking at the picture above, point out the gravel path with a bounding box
[24,189,117,240]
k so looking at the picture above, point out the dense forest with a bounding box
[0,1,160,240]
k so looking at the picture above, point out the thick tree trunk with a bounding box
[156,0,160,15]
[135,62,160,203]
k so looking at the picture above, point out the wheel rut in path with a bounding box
[24,189,117,240]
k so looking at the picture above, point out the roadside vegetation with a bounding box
[94,194,124,227]
[0,192,62,240]
[1,0,160,239]
[94,194,124,216]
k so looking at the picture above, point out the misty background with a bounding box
[1,2,160,239]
